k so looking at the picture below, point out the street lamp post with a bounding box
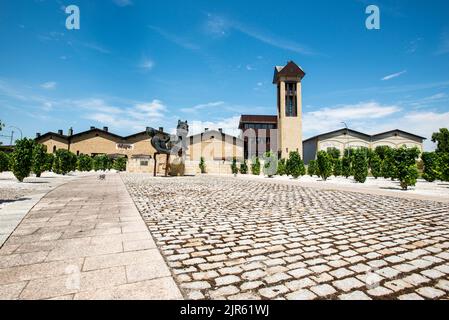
[341,122,348,155]
[7,126,23,145]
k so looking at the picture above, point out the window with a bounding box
[53,146,56,153]
[140,161,149,166]
[285,82,298,117]
[76,151,80,156]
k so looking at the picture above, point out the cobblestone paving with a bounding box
[122,174,449,300]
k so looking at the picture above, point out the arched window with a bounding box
[53,146,57,153]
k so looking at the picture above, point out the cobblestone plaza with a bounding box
[123,174,449,300]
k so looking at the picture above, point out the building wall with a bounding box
[39,136,69,153]
[303,132,424,163]
[187,134,244,161]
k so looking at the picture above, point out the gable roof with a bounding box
[188,129,242,142]
[273,61,306,84]
[303,128,371,143]
[371,129,427,141]
[303,128,427,143]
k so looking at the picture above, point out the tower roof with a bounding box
[273,60,306,83]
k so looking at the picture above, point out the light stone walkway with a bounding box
[122,174,449,300]
[0,174,182,300]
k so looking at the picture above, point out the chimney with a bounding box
[68,127,73,136]
[159,127,164,132]
[36,133,41,138]
[90,126,95,130]
[205,128,209,132]
[218,128,223,134]
[58,129,63,135]
[103,126,108,132]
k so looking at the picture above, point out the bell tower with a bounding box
[273,61,305,159]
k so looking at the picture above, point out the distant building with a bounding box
[303,128,426,164]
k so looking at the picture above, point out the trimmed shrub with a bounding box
[286,151,305,179]
[307,160,317,177]
[77,154,93,172]
[53,149,76,175]
[381,147,397,180]
[113,157,127,172]
[93,154,111,171]
[353,149,368,183]
[239,160,248,174]
[333,159,342,177]
[326,147,341,160]
[231,158,239,175]
[439,152,449,182]
[0,151,9,172]
[11,138,35,182]
[342,155,352,178]
[263,151,278,177]
[199,157,206,174]
[32,144,47,177]
[276,158,286,176]
[394,147,420,190]
[44,153,54,172]
[317,151,332,181]
[251,157,261,175]
[421,152,439,182]
[370,153,382,179]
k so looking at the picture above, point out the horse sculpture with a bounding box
[146,120,189,176]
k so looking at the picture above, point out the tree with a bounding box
[32,144,47,177]
[333,159,342,177]
[394,147,420,190]
[374,145,390,160]
[286,151,305,179]
[307,160,317,177]
[251,157,261,175]
[77,154,93,172]
[0,151,9,172]
[231,158,239,175]
[239,160,248,174]
[421,152,439,182]
[44,153,54,172]
[113,157,127,171]
[53,149,76,175]
[263,151,278,178]
[0,120,4,131]
[199,156,206,174]
[276,158,286,176]
[353,149,368,183]
[326,147,341,160]
[432,128,449,153]
[93,154,110,171]
[11,138,35,182]
[370,153,382,179]
[439,152,449,182]
[317,151,332,181]
[342,155,352,178]
[381,147,397,180]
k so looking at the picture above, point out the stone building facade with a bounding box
[303,128,426,164]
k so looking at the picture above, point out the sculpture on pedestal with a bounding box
[146,120,189,176]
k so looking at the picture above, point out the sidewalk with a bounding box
[0,174,182,300]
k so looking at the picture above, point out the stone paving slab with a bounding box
[0,174,182,300]
[122,174,449,300]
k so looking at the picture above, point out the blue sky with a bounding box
[0,0,448,150]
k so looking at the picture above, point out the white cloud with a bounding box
[187,116,241,137]
[113,0,133,7]
[40,81,57,90]
[435,32,449,55]
[381,70,407,81]
[204,14,314,55]
[149,26,200,51]
[180,101,225,113]
[140,58,154,71]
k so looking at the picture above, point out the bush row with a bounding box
[0,138,127,182]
